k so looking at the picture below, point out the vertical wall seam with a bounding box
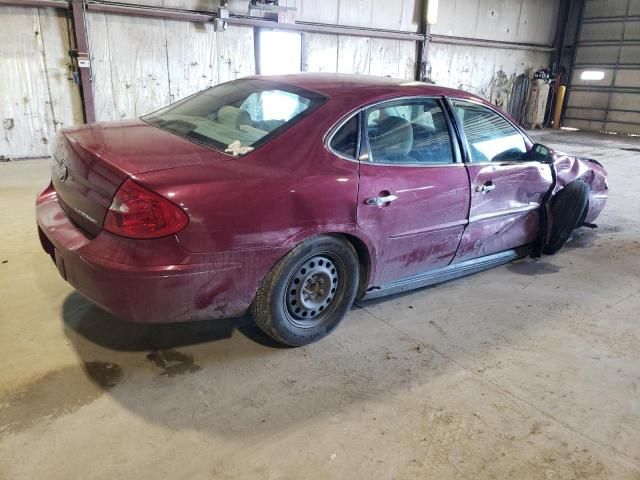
[36,8,58,136]
[163,18,172,103]
[103,12,118,118]
[472,0,481,37]
[515,0,524,39]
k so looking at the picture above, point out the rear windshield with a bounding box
[142,79,326,155]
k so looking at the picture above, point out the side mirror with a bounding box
[530,143,553,164]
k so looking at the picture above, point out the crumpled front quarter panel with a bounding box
[553,153,608,223]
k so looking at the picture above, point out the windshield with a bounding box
[142,79,326,155]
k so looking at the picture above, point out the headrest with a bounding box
[371,116,413,160]
[218,106,252,128]
[431,110,446,129]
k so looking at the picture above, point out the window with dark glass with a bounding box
[329,115,359,159]
[451,99,527,163]
[365,99,454,165]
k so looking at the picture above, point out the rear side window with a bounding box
[365,98,454,165]
[451,99,526,163]
[329,115,359,159]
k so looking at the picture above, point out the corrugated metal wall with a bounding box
[564,0,640,134]
[0,0,560,159]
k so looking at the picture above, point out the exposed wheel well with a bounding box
[333,233,371,299]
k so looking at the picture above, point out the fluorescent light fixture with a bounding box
[580,70,605,81]
[258,30,302,75]
[427,0,438,24]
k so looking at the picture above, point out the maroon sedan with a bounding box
[36,74,608,346]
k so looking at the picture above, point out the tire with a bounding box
[543,180,590,255]
[250,235,360,346]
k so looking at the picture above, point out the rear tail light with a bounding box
[103,179,188,239]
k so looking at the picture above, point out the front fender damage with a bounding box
[533,152,608,257]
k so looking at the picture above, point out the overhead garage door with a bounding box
[564,0,640,134]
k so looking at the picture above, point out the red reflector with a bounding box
[103,179,188,239]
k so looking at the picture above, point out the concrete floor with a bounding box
[1,129,639,479]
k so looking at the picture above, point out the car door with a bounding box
[352,97,470,285]
[448,98,553,263]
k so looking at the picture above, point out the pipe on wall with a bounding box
[71,0,95,123]
[84,1,425,42]
[415,0,431,82]
[430,35,555,52]
[0,0,68,8]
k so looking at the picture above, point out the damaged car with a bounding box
[36,74,608,346]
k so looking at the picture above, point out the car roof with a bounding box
[243,72,486,104]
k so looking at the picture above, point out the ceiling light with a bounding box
[580,70,605,81]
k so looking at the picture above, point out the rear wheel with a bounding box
[544,180,590,254]
[250,236,359,346]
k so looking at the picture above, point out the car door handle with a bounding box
[365,194,398,207]
[475,181,496,193]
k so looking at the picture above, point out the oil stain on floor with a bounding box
[0,362,122,435]
[146,349,202,377]
[507,259,561,275]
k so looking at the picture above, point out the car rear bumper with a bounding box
[36,184,269,323]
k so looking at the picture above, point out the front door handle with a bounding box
[475,181,496,193]
[365,194,398,207]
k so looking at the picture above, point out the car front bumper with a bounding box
[36,184,273,323]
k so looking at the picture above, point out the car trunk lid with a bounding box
[51,119,223,236]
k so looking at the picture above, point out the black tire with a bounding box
[543,180,590,254]
[250,235,359,346]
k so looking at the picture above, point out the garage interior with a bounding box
[1,0,640,478]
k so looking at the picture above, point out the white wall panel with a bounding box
[164,20,217,103]
[297,0,340,24]
[336,36,372,74]
[368,38,417,79]
[432,0,559,46]
[166,21,254,101]
[215,25,255,83]
[297,0,418,31]
[304,33,415,79]
[39,9,84,134]
[87,12,254,122]
[0,6,82,159]
[303,33,338,72]
[430,43,550,101]
[87,12,171,121]
[92,0,419,31]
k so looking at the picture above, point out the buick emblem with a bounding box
[55,162,69,183]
